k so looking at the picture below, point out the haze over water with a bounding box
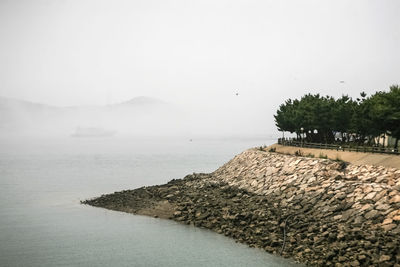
[1,0,399,136]
[0,136,298,266]
[1,0,398,266]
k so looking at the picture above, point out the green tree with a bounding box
[274,86,399,147]
[382,85,400,148]
[351,92,374,144]
[332,95,355,140]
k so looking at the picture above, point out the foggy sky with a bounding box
[0,0,399,134]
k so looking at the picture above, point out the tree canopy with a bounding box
[274,85,400,148]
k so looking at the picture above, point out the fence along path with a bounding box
[278,139,399,155]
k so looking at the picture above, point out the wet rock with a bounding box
[382,224,396,232]
[379,255,391,262]
[364,210,379,219]
[357,254,366,261]
[82,149,400,267]
[350,260,360,266]
[382,218,393,225]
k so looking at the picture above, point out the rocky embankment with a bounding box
[83,148,400,266]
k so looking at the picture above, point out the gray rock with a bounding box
[364,209,380,219]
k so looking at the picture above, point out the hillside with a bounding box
[0,96,184,136]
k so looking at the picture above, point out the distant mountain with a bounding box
[0,96,170,112]
[115,96,167,107]
[0,96,186,137]
[0,97,60,134]
[0,97,58,111]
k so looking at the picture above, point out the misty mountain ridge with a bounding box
[0,96,185,137]
[0,96,168,108]
[0,95,167,109]
[0,95,274,138]
[0,96,56,111]
[115,96,168,107]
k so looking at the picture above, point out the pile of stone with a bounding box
[210,149,400,266]
[83,148,400,266]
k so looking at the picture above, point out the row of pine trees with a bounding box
[274,85,400,148]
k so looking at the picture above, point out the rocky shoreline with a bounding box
[83,148,400,266]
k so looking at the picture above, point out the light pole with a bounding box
[300,127,304,146]
[314,129,318,143]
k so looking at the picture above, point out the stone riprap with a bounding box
[83,148,400,266]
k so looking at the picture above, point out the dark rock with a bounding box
[350,260,360,266]
[379,255,391,262]
[82,154,400,267]
[364,210,380,219]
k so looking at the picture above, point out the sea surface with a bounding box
[0,136,297,266]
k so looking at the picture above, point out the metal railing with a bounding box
[278,138,400,155]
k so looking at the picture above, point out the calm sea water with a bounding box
[0,136,296,267]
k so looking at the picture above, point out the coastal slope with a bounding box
[83,148,400,266]
[269,144,400,169]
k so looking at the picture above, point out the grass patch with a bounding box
[318,153,328,159]
[258,145,267,151]
[294,150,303,156]
[334,156,348,169]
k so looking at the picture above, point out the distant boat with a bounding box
[71,127,116,137]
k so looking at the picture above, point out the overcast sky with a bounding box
[0,0,399,123]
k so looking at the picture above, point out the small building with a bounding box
[375,133,397,147]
